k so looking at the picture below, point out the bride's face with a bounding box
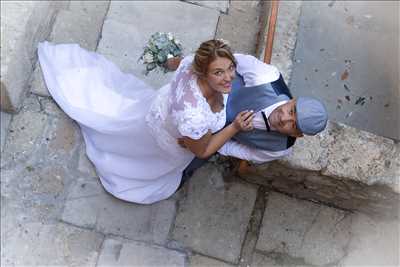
[205,57,236,94]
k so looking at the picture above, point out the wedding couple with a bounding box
[38,39,327,204]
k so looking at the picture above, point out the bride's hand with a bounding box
[232,110,255,132]
[177,137,187,148]
[165,57,182,71]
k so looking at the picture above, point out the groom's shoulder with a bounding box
[234,53,278,70]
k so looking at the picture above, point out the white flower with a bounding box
[174,39,181,45]
[143,53,154,63]
[167,54,173,59]
[167,32,173,41]
[217,38,230,46]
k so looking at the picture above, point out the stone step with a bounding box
[96,0,219,90]
[246,0,399,218]
[0,1,66,113]
[30,1,110,97]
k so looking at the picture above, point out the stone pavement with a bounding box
[1,1,399,266]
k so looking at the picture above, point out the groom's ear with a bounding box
[291,130,304,138]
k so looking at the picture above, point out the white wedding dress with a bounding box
[38,42,227,204]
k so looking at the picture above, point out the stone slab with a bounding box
[41,113,81,163]
[256,192,352,266]
[290,1,399,140]
[97,238,185,267]
[339,213,399,266]
[172,164,258,264]
[1,1,62,112]
[1,96,49,168]
[322,121,400,193]
[62,178,176,245]
[184,0,229,13]
[188,254,234,267]
[97,1,219,90]
[251,252,312,267]
[77,143,97,178]
[51,1,109,50]
[1,160,73,231]
[278,127,329,171]
[1,222,103,267]
[31,1,109,97]
[215,0,261,54]
[271,1,302,83]
[1,111,12,152]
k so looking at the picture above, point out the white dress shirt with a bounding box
[218,54,292,163]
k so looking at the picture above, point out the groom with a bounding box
[179,53,328,184]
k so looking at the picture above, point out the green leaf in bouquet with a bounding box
[149,43,158,53]
[157,52,167,63]
[172,48,182,57]
[146,62,157,71]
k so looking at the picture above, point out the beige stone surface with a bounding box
[1,222,103,267]
[278,126,330,171]
[271,1,302,82]
[97,238,185,267]
[256,192,351,266]
[189,254,234,267]
[322,122,400,193]
[215,0,261,54]
[62,178,176,244]
[184,0,229,13]
[1,96,48,167]
[339,213,399,266]
[1,1,64,112]
[97,0,219,89]
[31,1,109,97]
[172,164,258,264]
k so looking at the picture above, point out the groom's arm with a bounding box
[218,140,292,164]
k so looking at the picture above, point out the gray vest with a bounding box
[226,73,296,151]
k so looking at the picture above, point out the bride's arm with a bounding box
[181,110,254,159]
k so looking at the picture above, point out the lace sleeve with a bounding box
[170,55,209,140]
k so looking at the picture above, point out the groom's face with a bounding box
[269,99,303,137]
[205,57,236,94]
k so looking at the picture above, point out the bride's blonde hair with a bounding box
[192,39,236,77]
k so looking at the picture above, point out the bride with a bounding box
[38,39,254,204]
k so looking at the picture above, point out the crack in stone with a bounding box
[238,186,267,267]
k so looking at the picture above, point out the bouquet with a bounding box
[139,32,183,75]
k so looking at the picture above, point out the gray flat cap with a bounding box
[296,97,328,135]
